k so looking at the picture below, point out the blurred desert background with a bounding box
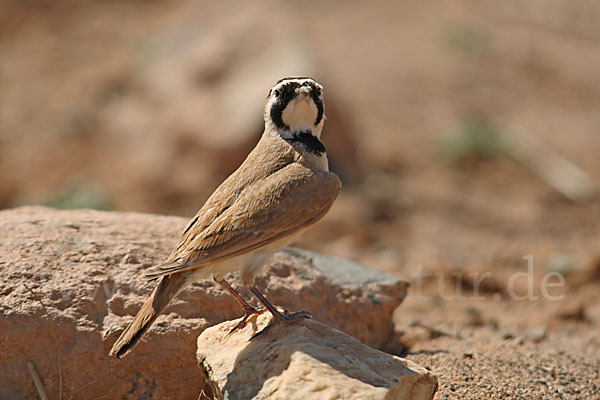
[2,0,599,398]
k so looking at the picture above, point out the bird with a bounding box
[109,77,341,358]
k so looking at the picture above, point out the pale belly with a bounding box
[187,229,306,286]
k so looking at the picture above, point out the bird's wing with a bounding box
[144,163,340,280]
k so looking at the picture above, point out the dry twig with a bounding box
[27,362,49,400]
[23,283,63,400]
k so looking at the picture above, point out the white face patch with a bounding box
[281,95,319,133]
[265,78,325,138]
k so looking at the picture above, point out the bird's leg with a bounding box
[214,277,256,313]
[214,277,266,335]
[247,285,311,338]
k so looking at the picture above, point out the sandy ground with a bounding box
[399,278,600,399]
[2,0,600,398]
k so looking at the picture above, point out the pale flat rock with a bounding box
[198,314,438,400]
[0,207,408,399]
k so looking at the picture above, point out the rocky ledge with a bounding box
[198,314,438,400]
[0,206,419,399]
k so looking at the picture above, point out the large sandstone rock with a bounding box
[0,207,408,399]
[198,314,438,400]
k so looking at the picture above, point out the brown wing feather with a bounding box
[166,132,295,261]
[144,163,340,279]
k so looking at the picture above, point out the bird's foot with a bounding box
[279,309,312,322]
[225,306,268,339]
[250,309,312,339]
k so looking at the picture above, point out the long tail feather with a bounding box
[109,273,188,359]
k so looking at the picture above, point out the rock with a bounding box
[527,325,547,343]
[198,314,438,400]
[265,248,408,350]
[0,206,408,399]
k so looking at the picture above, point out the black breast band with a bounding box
[286,131,326,156]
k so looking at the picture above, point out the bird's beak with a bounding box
[296,86,311,102]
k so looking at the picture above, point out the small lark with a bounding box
[110,77,340,358]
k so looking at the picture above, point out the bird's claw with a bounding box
[250,309,312,340]
[224,307,267,340]
[280,309,312,321]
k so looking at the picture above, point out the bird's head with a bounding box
[264,77,325,139]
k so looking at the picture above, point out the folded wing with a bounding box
[144,163,340,280]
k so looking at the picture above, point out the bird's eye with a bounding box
[315,88,322,96]
[273,89,281,97]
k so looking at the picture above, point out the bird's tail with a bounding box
[109,272,188,359]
